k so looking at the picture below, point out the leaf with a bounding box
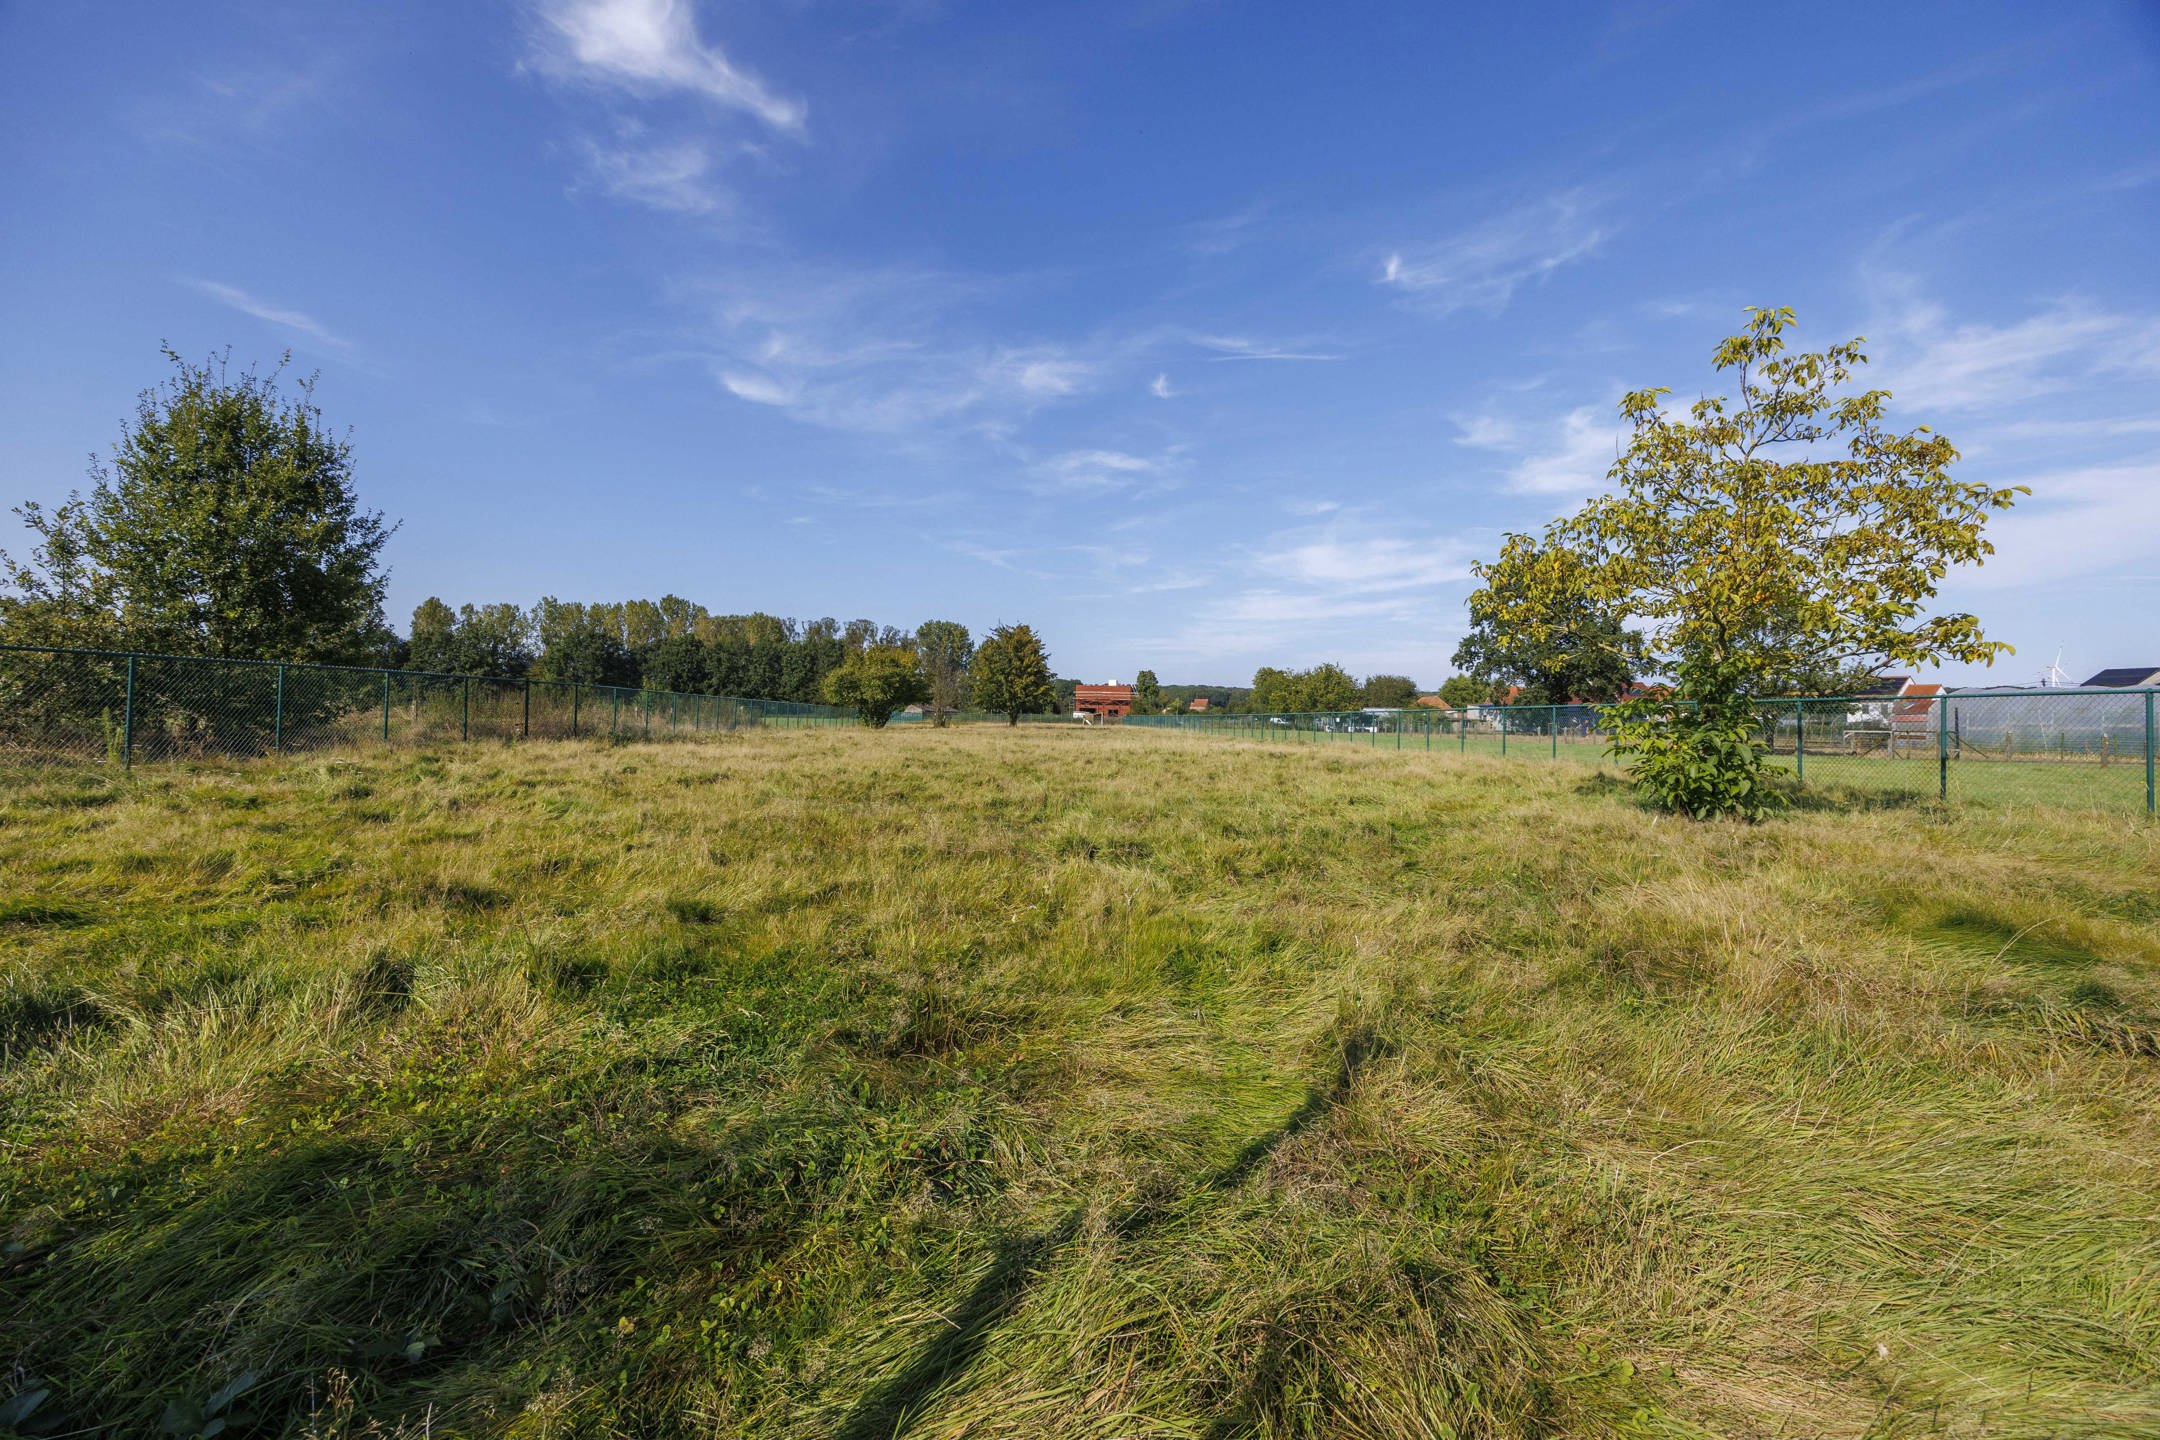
[203,1371,258,1416]
[0,1390,49,1428]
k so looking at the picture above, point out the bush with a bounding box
[821,646,928,728]
[1606,681,1783,822]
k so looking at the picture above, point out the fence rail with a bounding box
[0,644,851,768]
[1128,690,2160,814]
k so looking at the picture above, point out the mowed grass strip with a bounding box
[1,728,2156,1438]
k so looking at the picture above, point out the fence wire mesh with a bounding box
[0,644,851,769]
[1128,689,2160,814]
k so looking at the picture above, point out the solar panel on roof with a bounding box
[2080,667,2160,688]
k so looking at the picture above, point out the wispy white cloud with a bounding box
[1871,291,2160,414]
[718,370,799,406]
[571,128,735,214]
[1948,457,2160,591]
[188,280,351,351]
[680,264,1124,438]
[526,0,804,132]
[1150,372,1174,399]
[1195,334,1342,362]
[1379,189,1611,315]
[1027,448,1185,498]
[1261,530,1479,595]
[1505,406,1623,495]
[1451,413,1515,449]
[1455,401,1623,496]
[1137,512,1485,673]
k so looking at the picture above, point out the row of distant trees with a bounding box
[0,349,1066,727]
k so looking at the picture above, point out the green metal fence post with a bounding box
[1938,691,1948,801]
[1551,706,1558,760]
[572,683,580,738]
[1794,700,1804,784]
[522,680,531,739]
[461,678,470,742]
[611,688,619,737]
[122,653,135,769]
[274,663,286,754]
[644,691,651,738]
[1501,714,1507,757]
[2146,689,2154,816]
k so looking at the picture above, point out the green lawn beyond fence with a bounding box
[1128,692,2160,814]
[0,644,851,767]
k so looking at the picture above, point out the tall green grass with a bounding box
[2,730,2156,1437]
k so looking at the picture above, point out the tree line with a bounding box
[0,349,1063,727]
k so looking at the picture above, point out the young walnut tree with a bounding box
[1466,307,2025,818]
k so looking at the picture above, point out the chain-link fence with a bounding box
[0,644,852,768]
[1128,689,2160,814]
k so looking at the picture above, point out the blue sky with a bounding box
[3,1,2157,688]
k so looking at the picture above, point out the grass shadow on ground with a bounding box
[833,1021,1396,1440]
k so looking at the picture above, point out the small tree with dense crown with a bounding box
[1,349,395,662]
[821,645,928,728]
[971,623,1056,725]
[916,619,973,726]
[1360,674,1419,709]
[1454,539,1641,704]
[1133,669,1163,714]
[1467,307,2023,819]
[1437,675,1484,710]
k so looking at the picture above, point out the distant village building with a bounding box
[1187,696,1211,712]
[1073,682,1134,720]
[1413,694,1453,711]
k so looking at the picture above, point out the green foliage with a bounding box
[156,1371,257,1439]
[916,620,972,726]
[1251,662,1359,714]
[406,599,534,678]
[1469,307,2023,818]
[0,349,395,661]
[531,598,638,687]
[1437,675,1485,709]
[821,645,929,727]
[1605,668,1783,822]
[970,623,1056,724]
[1132,669,1162,714]
[1454,540,1640,703]
[1359,674,1419,709]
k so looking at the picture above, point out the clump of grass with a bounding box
[1,729,2156,1436]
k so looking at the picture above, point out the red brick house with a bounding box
[1074,683,1134,719]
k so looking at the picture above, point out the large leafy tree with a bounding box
[821,645,928,727]
[971,623,1056,725]
[1,349,395,662]
[1437,675,1484,709]
[1248,662,1359,713]
[1360,674,1419,709]
[1132,669,1163,714]
[1292,663,1359,712]
[916,620,973,726]
[1453,539,1641,704]
[532,598,638,687]
[405,598,532,678]
[1470,307,2023,817]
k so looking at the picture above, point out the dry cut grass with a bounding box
[1,726,2157,1438]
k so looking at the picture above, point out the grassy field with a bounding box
[1151,723,2155,814]
[3,728,2157,1438]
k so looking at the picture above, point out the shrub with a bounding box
[1606,678,1783,821]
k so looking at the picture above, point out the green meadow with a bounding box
[3,728,2156,1438]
